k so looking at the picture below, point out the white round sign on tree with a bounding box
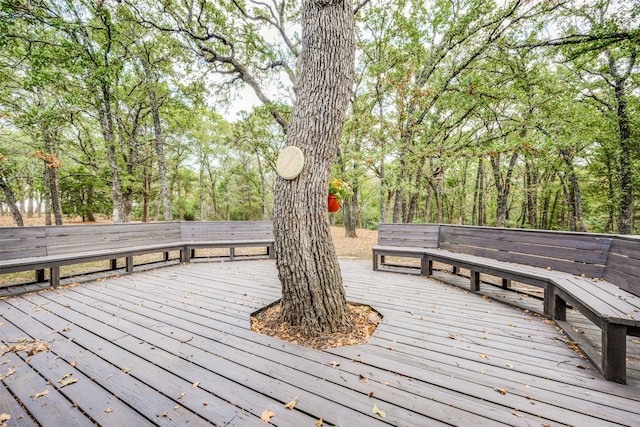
[276,146,305,180]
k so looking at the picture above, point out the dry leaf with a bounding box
[261,409,275,422]
[192,381,200,389]
[329,361,340,368]
[372,404,386,417]
[513,409,523,418]
[383,381,389,386]
[315,418,323,427]
[284,396,298,410]
[494,387,509,395]
[69,361,76,367]
[105,408,113,413]
[122,368,131,374]
[160,412,168,417]
[177,392,186,399]
[0,368,15,381]
[368,391,374,398]
[32,390,49,400]
[203,402,209,406]
[505,363,515,369]
[173,405,180,410]
[479,354,489,359]
[0,414,10,423]
[58,376,78,388]
[359,374,369,384]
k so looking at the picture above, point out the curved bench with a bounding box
[1,221,274,289]
[373,223,640,384]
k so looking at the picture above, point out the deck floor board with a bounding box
[2,260,639,426]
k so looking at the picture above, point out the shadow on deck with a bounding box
[1,260,639,426]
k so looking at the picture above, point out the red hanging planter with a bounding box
[328,194,341,212]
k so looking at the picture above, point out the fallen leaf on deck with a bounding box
[105,408,113,413]
[177,392,186,399]
[160,412,168,417]
[203,401,209,406]
[575,364,587,369]
[506,363,515,369]
[359,374,369,384]
[329,361,340,368]
[70,361,76,367]
[32,390,49,400]
[0,368,15,381]
[315,418,323,427]
[0,360,9,366]
[494,387,509,395]
[0,414,11,423]
[632,339,640,345]
[122,368,131,374]
[173,405,180,410]
[192,381,200,389]
[383,381,389,386]
[368,391,375,398]
[58,375,78,388]
[261,409,275,422]
[513,409,523,418]
[372,404,386,417]
[479,354,489,359]
[284,396,298,410]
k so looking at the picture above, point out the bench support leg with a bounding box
[35,269,45,283]
[268,244,275,259]
[452,266,459,275]
[110,259,118,270]
[372,253,379,271]
[470,271,480,291]
[501,278,511,289]
[126,256,134,273]
[164,252,169,262]
[547,291,567,321]
[427,259,433,276]
[191,249,196,259]
[181,248,191,263]
[420,256,428,276]
[230,247,235,261]
[50,267,60,288]
[602,323,627,384]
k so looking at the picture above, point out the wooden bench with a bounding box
[373,223,640,384]
[1,221,275,290]
[180,221,275,262]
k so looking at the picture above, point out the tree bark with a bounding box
[141,58,173,222]
[0,175,24,226]
[272,0,354,336]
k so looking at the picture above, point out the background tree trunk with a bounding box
[272,0,354,336]
[0,176,24,226]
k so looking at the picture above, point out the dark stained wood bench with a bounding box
[1,221,275,290]
[180,221,274,262]
[373,223,640,384]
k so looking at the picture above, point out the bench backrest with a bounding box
[180,221,274,242]
[438,225,612,278]
[377,223,440,248]
[438,225,612,277]
[45,223,182,255]
[0,227,47,260]
[604,236,640,297]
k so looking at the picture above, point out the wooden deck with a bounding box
[1,260,639,426]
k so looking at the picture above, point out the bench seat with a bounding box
[1,221,276,290]
[0,242,186,287]
[372,223,640,384]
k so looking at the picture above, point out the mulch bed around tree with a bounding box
[251,302,382,350]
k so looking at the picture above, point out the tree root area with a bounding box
[251,302,382,350]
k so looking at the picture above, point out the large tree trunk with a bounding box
[273,0,354,336]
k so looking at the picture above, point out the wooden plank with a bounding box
[1,305,259,427]
[0,382,38,427]
[604,237,640,297]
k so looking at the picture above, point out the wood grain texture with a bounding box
[1,260,639,426]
